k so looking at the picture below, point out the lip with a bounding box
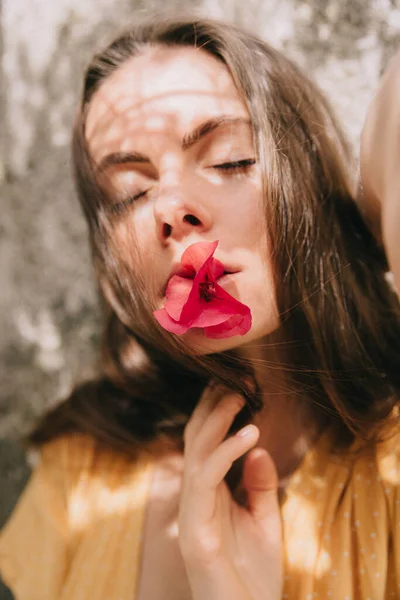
[161,263,194,297]
[216,271,239,285]
[161,262,240,297]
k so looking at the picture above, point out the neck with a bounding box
[236,337,322,484]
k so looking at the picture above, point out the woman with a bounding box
[1,17,400,600]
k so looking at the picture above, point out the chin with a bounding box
[178,309,281,355]
[180,326,260,356]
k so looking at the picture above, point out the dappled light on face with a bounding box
[82,44,280,357]
[84,46,253,183]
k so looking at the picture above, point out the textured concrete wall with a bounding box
[0,1,399,595]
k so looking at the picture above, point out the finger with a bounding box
[184,382,227,447]
[200,424,260,487]
[187,393,246,462]
[242,448,281,536]
[181,425,260,527]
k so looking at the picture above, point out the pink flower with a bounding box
[154,241,252,339]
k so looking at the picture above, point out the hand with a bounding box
[178,384,283,600]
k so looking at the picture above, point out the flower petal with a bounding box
[178,255,217,324]
[212,282,251,315]
[154,239,252,339]
[189,300,238,327]
[181,240,219,272]
[188,285,245,327]
[164,275,194,321]
[163,241,222,323]
[210,258,225,279]
[153,307,190,334]
[204,311,252,338]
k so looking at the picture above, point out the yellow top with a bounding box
[0,429,399,600]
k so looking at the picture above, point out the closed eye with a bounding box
[212,158,256,173]
[107,158,256,214]
[110,189,148,214]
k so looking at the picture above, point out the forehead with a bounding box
[85,45,250,161]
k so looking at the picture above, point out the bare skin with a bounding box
[136,452,190,600]
[359,47,400,294]
[137,385,283,600]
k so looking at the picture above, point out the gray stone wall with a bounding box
[0,1,399,596]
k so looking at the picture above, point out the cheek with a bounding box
[218,186,265,245]
[112,207,152,255]
[240,211,265,246]
[239,244,279,337]
[252,283,279,335]
[249,262,278,318]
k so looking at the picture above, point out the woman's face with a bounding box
[85,45,279,354]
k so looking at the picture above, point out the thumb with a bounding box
[242,448,280,530]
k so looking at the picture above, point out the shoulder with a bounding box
[352,426,400,490]
[339,426,400,496]
[338,426,400,534]
[281,428,400,598]
[373,427,400,511]
[37,433,155,482]
[9,433,159,541]
[375,426,400,476]
[0,436,181,599]
[283,424,400,520]
[41,433,158,515]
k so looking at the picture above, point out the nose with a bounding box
[154,185,212,243]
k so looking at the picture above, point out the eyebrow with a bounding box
[96,116,251,173]
[181,116,251,150]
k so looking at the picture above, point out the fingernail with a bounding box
[237,425,254,437]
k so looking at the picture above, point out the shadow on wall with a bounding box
[290,0,399,71]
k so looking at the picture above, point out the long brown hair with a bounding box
[28,17,400,459]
